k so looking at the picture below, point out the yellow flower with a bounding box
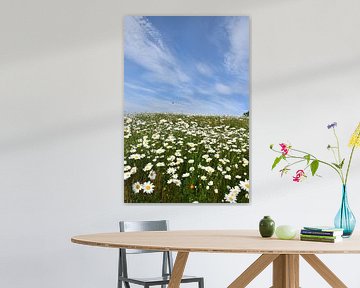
[349,122,360,148]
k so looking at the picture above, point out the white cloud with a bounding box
[124,82,157,94]
[124,16,189,86]
[195,62,213,77]
[215,83,232,95]
[125,90,246,116]
[224,17,249,76]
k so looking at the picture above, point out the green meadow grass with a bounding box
[124,113,249,203]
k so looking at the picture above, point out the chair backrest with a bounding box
[119,220,169,254]
[118,220,173,283]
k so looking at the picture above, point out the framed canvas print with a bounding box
[124,16,250,203]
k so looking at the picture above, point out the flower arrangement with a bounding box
[270,122,360,185]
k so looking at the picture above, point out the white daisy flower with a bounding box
[182,173,190,178]
[230,186,241,195]
[149,170,156,180]
[156,162,165,167]
[167,167,177,174]
[142,181,154,194]
[155,148,165,154]
[224,175,231,180]
[143,163,153,171]
[240,179,250,192]
[132,182,142,193]
[167,179,181,186]
[224,192,237,203]
[173,179,181,186]
[242,158,249,167]
[204,166,215,174]
[124,172,131,180]
[129,154,141,160]
[167,155,176,161]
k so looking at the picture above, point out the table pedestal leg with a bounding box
[301,254,347,288]
[272,254,299,288]
[228,253,348,288]
[168,252,189,288]
[228,254,279,288]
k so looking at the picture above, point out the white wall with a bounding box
[1,0,360,287]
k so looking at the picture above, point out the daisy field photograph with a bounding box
[123,16,250,203]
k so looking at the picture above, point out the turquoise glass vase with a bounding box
[334,185,356,237]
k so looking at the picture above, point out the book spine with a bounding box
[300,234,337,240]
[301,230,336,236]
[300,237,337,243]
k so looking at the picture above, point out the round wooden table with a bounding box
[72,230,360,288]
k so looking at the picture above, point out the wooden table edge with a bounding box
[71,237,360,254]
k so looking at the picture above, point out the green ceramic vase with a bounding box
[259,216,275,238]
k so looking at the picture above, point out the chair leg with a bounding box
[199,278,204,288]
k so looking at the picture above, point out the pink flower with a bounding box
[293,170,306,182]
[279,143,289,155]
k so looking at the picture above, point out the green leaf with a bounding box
[310,160,319,176]
[271,156,282,170]
[332,159,345,169]
[304,154,311,164]
[339,158,345,169]
[269,144,274,149]
[332,162,340,169]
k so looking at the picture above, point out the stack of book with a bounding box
[300,226,344,243]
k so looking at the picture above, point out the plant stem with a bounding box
[284,159,306,169]
[287,155,344,180]
[345,145,356,185]
[291,148,317,159]
[332,128,345,182]
[333,128,342,164]
[271,148,344,182]
[330,148,338,164]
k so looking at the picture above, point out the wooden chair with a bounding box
[118,220,204,288]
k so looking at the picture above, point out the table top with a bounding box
[71,230,360,254]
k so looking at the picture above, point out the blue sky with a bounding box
[124,16,249,116]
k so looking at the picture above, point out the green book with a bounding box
[300,236,342,243]
[303,226,344,233]
[300,234,341,240]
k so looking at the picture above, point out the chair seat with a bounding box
[119,274,203,286]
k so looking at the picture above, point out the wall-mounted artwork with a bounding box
[124,16,250,203]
